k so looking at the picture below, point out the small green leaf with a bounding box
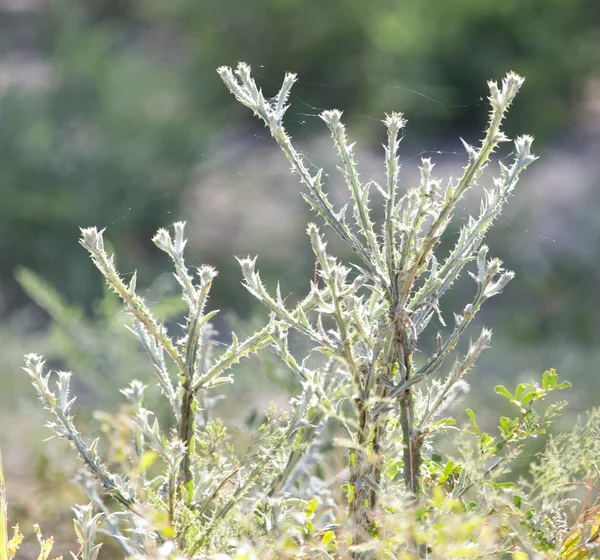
[466,409,479,436]
[495,385,514,400]
[347,484,355,503]
[428,418,457,432]
[542,369,558,389]
[306,498,319,516]
[513,495,523,508]
[321,530,335,545]
[514,383,531,400]
[480,432,496,452]
[555,381,572,390]
[439,460,455,484]
[499,416,513,436]
[492,481,516,489]
[521,392,536,406]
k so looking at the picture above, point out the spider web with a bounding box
[104,64,600,277]
[93,64,600,410]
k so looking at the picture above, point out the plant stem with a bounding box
[178,384,195,488]
[399,390,421,497]
[370,386,388,512]
[394,307,421,498]
[348,398,370,551]
[179,310,203,492]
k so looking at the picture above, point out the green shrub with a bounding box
[14,64,600,559]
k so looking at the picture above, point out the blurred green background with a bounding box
[1,0,600,555]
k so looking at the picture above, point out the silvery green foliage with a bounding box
[219,62,536,536]
[24,354,137,511]
[24,63,590,559]
[71,504,103,560]
[24,224,308,557]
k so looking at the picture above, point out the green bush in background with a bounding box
[1,0,599,312]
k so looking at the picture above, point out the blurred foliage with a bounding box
[0,0,599,313]
[147,0,599,138]
[14,266,187,411]
[0,2,219,311]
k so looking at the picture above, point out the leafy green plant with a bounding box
[16,63,600,558]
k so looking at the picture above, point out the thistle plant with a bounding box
[16,62,599,558]
[23,223,285,557]
[218,63,535,534]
